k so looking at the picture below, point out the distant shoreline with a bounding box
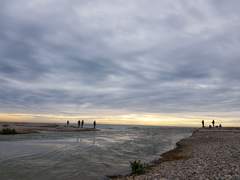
[111,127,240,180]
[0,122,99,134]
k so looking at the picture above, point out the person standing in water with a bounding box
[212,120,215,127]
[202,120,205,128]
[93,121,96,129]
[81,120,84,128]
[78,120,80,128]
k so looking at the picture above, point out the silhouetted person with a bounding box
[202,120,205,128]
[209,125,212,128]
[212,120,215,127]
[93,121,96,129]
[81,120,84,128]
[219,124,222,128]
[78,120,80,128]
[67,120,69,127]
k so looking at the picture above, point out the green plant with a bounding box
[0,128,17,135]
[130,160,145,174]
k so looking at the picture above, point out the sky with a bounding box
[0,0,240,126]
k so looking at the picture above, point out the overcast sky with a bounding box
[0,0,240,125]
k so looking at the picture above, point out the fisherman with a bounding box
[93,121,96,129]
[81,120,84,128]
[212,120,215,127]
[67,120,69,127]
[202,120,205,128]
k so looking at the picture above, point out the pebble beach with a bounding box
[113,128,240,180]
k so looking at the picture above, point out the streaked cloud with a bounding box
[0,0,240,125]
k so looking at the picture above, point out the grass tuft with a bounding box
[130,160,145,175]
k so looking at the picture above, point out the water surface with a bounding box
[0,125,192,180]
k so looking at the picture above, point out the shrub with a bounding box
[130,160,145,174]
[0,128,17,135]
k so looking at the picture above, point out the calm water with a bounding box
[0,125,193,180]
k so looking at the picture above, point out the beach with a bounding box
[2,123,239,180]
[113,128,240,180]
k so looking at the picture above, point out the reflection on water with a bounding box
[0,125,192,180]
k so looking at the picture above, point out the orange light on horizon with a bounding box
[0,112,239,127]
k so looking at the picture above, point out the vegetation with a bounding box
[130,160,146,174]
[0,128,17,135]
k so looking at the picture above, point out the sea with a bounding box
[0,124,193,180]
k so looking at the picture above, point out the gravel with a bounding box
[112,128,240,180]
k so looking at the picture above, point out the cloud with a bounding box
[0,0,240,124]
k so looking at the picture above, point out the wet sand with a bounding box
[112,128,240,180]
[0,122,99,134]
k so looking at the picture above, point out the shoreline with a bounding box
[111,127,240,180]
[109,130,194,179]
[0,122,99,134]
